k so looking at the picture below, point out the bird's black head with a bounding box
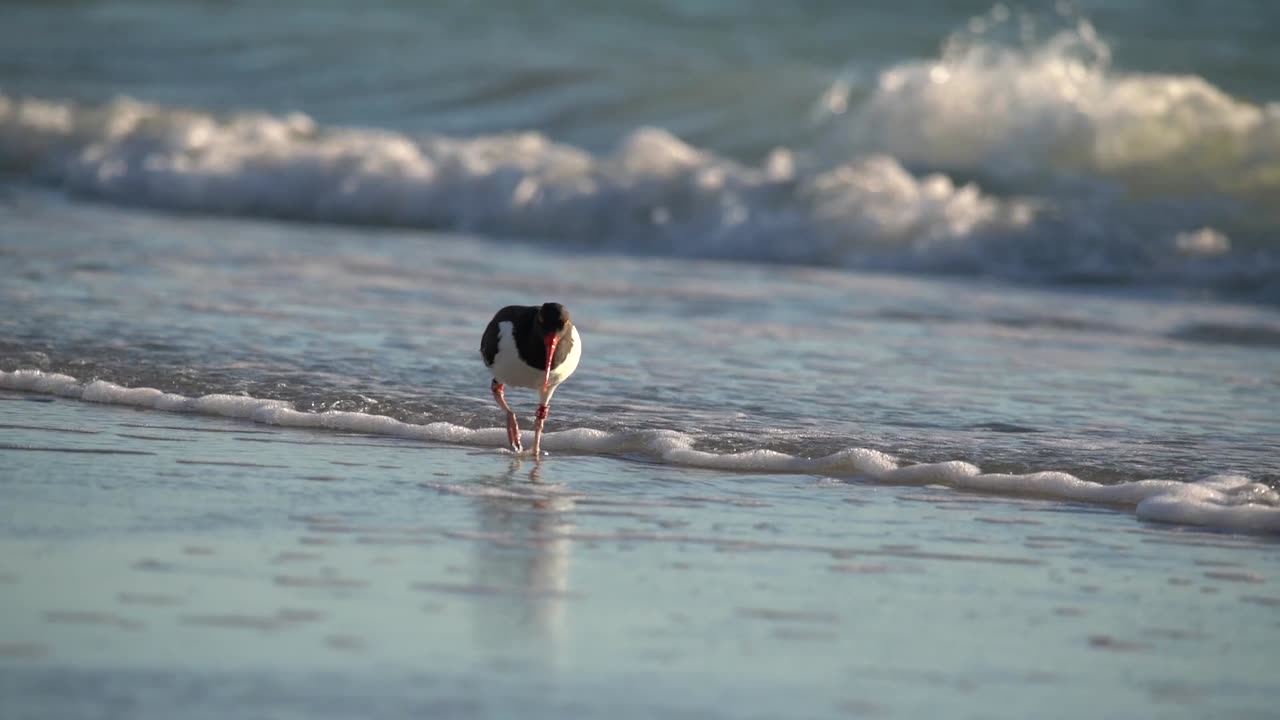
[537,302,571,335]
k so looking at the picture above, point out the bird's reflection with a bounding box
[465,457,575,663]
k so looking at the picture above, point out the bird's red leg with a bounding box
[491,379,521,452]
[531,402,550,457]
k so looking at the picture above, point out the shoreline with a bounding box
[4,369,1278,536]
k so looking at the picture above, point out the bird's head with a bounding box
[537,302,570,334]
[536,302,571,390]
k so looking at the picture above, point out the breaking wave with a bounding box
[1,7,1277,296]
[818,5,1280,202]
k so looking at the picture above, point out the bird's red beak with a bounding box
[543,333,560,391]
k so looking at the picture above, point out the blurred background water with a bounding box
[2,0,1279,297]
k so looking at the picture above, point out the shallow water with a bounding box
[3,189,1279,500]
[2,397,1278,719]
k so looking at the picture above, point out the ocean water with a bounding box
[3,0,1280,296]
[1,0,1280,716]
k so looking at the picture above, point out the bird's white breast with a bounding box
[488,322,581,391]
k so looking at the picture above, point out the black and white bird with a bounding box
[480,302,581,456]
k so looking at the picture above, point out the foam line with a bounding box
[3,369,1277,534]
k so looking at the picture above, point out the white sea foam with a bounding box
[0,91,1031,266]
[5,369,1277,534]
[5,86,1276,290]
[821,9,1280,202]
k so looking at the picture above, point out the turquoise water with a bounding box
[4,0,1279,151]
[2,0,1280,295]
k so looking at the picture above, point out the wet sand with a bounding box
[1,392,1277,719]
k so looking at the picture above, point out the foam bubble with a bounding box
[1175,228,1231,257]
[4,369,1277,535]
[1,369,85,397]
[1135,476,1280,533]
